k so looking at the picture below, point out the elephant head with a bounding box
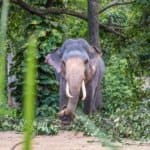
[45,39,101,123]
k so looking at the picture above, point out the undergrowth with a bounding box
[0,56,149,142]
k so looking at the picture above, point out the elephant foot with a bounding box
[58,108,75,125]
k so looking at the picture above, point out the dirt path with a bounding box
[0,131,149,150]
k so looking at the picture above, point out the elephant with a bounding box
[45,39,105,124]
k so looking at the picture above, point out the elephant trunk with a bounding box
[65,80,86,100]
[58,94,79,125]
[66,95,79,113]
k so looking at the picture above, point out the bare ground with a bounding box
[0,131,149,150]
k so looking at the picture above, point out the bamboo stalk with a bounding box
[0,0,9,115]
[23,35,37,150]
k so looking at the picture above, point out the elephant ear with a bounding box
[88,46,103,74]
[85,56,98,81]
[84,44,103,81]
[45,48,62,73]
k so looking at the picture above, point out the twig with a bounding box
[11,135,35,150]
[11,141,24,150]
[99,0,135,14]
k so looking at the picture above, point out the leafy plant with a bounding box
[103,55,143,113]
[96,55,149,140]
[0,106,60,136]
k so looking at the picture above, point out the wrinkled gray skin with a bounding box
[45,39,105,124]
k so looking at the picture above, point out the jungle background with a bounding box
[0,0,149,148]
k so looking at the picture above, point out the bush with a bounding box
[103,55,143,113]
[9,18,63,109]
[92,55,150,140]
[0,106,60,135]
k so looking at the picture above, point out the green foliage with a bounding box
[103,55,143,113]
[9,16,63,108]
[61,18,88,39]
[0,0,149,142]
[98,56,149,140]
[0,115,59,135]
[90,99,150,141]
[0,105,60,135]
[72,109,120,150]
[34,105,60,135]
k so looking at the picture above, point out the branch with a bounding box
[11,0,87,20]
[10,0,125,38]
[99,0,135,14]
[99,23,126,38]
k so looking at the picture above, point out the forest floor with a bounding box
[0,131,149,150]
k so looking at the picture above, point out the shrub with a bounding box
[103,55,143,113]
[95,55,150,140]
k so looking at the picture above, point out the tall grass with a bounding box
[0,0,9,114]
[23,35,37,150]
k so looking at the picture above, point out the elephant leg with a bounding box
[59,76,68,110]
[83,91,92,114]
[83,82,96,114]
[91,86,98,113]
[83,73,102,114]
[94,83,103,111]
[83,101,90,114]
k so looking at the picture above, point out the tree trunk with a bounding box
[88,0,100,49]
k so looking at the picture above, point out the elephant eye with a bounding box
[84,59,88,64]
[62,60,65,66]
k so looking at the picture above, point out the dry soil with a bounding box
[0,131,149,150]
